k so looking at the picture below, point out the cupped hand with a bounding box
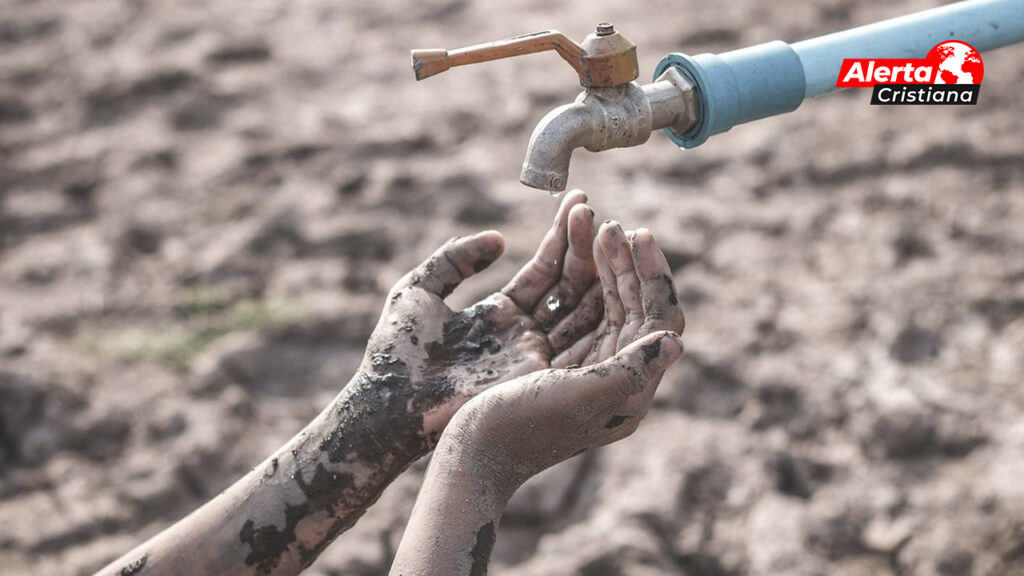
[446,330,684,485]
[440,224,687,480]
[359,191,607,439]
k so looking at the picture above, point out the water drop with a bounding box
[548,189,562,198]
[546,294,561,312]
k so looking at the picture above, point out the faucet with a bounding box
[411,2,1024,192]
[411,25,699,192]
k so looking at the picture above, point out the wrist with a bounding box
[390,424,518,576]
[434,410,525,503]
[314,372,432,478]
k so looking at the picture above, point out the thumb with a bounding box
[398,231,505,298]
[583,330,684,399]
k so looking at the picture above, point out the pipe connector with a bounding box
[654,41,805,148]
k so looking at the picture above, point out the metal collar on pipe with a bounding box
[654,41,805,148]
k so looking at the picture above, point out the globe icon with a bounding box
[927,40,984,84]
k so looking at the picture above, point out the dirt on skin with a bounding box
[1,0,1024,575]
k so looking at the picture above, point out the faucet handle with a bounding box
[411,24,638,88]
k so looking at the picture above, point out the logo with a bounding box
[836,41,984,105]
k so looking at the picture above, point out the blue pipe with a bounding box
[655,0,1024,148]
[795,0,1024,97]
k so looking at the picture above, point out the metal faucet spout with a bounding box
[520,69,698,192]
[519,102,593,192]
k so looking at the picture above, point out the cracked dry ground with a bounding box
[2,0,1024,575]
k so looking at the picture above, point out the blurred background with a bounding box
[2,0,1023,574]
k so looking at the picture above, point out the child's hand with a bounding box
[357,191,604,443]
[390,223,686,576]
[439,223,687,481]
[445,330,684,486]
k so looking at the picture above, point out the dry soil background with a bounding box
[2,0,1024,575]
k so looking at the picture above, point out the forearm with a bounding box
[96,372,431,576]
[390,429,521,576]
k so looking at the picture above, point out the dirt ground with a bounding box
[2,0,1024,574]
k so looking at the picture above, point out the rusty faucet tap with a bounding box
[411,25,639,88]
[411,24,698,192]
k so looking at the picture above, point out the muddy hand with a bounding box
[389,331,684,576]
[362,190,601,442]
[451,330,684,481]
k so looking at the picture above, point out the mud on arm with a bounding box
[94,192,608,576]
[95,371,448,576]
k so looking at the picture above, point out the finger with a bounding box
[533,203,598,327]
[590,235,623,362]
[397,231,505,298]
[632,228,686,335]
[503,190,588,310]
[551,328,597,369]
[578,330,684,400]
[548,282,603,353]
[618,230,647,346]
[597,221,644,349]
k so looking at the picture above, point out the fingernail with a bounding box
[661,331,683,355]
[570,203,590,216]
[647,332,683,366]
[474,231,504,251]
